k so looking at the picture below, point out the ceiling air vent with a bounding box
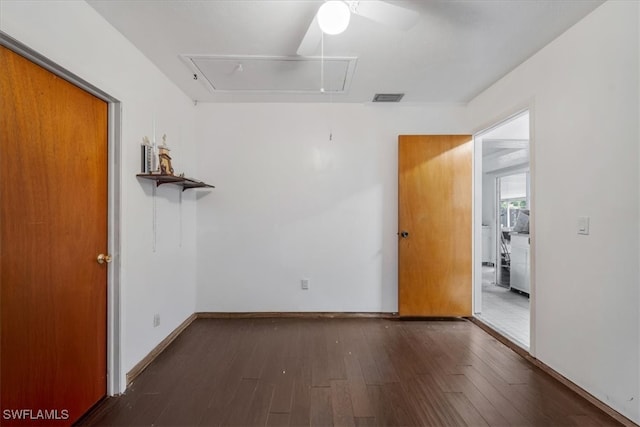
[372,93,404,102]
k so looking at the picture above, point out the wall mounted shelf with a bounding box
[136,174,214,191]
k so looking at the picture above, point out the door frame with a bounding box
[472,107,536,356]
[0,32,123,395]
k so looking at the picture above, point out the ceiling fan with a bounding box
[297,0,420,56]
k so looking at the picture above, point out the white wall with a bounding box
[467,1,640,422]
[0,0,198,392]
[195,103,466,312]
[3,0,638,421]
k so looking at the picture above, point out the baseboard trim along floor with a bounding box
[196,311,398,319]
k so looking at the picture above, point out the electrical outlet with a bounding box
[301,279,310,290]
[153,313,160,327]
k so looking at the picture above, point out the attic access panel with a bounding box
[181,55,357,94]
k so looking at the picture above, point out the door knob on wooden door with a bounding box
[400,231,409,238]
[96,253,112,264]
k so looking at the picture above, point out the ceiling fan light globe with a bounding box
[317,1,351,35]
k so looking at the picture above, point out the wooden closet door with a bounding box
[0,45,108,425]
[398,135,472,317]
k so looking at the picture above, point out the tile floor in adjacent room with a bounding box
[476,266,530,349]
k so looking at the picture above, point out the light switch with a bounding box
[577,216,590,235]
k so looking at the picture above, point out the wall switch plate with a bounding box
[577,216,590,235]
[301,279,310,290]
[153,313,160,327]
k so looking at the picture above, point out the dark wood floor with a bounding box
[80,318,621,426]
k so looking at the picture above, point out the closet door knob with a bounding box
[97,254,112,264]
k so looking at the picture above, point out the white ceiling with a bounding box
[87,0,603,103]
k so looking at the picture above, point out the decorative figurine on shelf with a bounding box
[158,134,174,175]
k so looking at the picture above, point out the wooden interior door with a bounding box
[0,45,108,425]
[398,135,472,317]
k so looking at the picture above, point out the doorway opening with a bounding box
[473,111,531,350]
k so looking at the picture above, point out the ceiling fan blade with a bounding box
[350,0,419,30]
[296,15,322,56]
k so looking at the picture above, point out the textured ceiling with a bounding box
[87,0,603,103]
